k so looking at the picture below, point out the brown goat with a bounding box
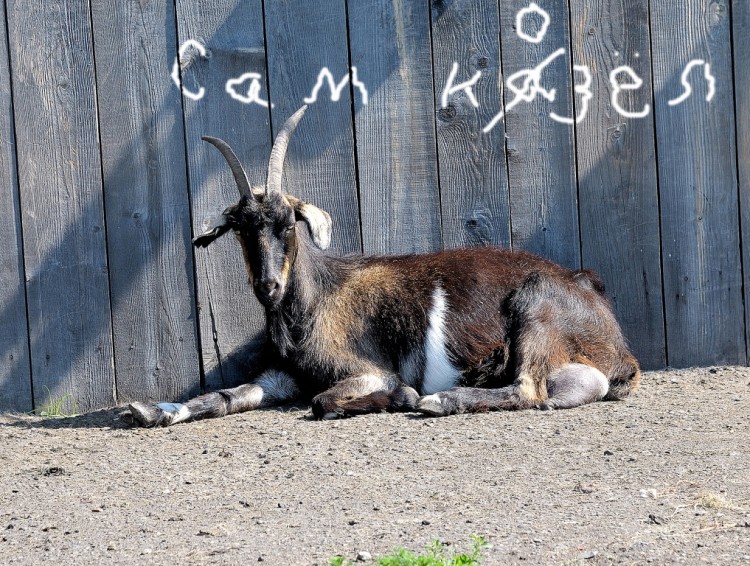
[128,106,640,427]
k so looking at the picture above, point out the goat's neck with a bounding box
[266,235,343,354]
[288,236,341,311]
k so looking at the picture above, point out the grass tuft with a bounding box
[694,491,738,510]
[33,386,79,418]
[328,535,490,566]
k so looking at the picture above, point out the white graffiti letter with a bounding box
[483,48,565,133]
[516,2,551,44]
[350,67,369,105]
[225,72,272,107]
[441,62,482,108]
[171,39,207,101]
[550,64,593,124]
[667,59,716,106]
[609,66,650,118]
[304,67,368,105]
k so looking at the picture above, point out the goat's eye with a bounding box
[283,224,295,234]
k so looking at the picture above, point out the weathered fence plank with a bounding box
[348,0,442,254]
[430,0,511,249]
[91,0,201,403]
[733,0,750,361]
[498,1,580,269]
[3,1,750,411]
[0,0,32,412]
[264,0,361,254]
[7,0,115,411]
[651,0,744,366]
[175,0,272,390]
[569,0,666,369]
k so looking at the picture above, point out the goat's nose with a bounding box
[260,279,279,294]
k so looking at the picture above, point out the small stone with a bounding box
[603,450,614,456]
[421,520,430,525]
[356,550,372,561]
[580,550,598,559]
[43,467,66,477]
[348,520,357,526]
[648,514,667,525]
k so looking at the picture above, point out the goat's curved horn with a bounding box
[202,136,253,198]
[265,105,308,195]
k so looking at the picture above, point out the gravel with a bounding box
[1,366,749,564]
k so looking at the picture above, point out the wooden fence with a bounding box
[0,0,747,413]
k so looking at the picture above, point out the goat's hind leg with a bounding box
[417,363,609,416]
[311,373,419,419]
[127,370,299,427]
[539,363,609,410]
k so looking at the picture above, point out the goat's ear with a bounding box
[193,213,232,248]
[286,196,332,250]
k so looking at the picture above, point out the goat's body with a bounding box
[129,242,640,426]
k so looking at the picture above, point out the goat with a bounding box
[128,105,640,427]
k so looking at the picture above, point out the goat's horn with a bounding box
[265,105,308,195]
[202,136,253,198]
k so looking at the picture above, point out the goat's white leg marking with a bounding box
[254,370,300,405]
[422,286,460,395]
[129,370,298,427]
[417,393,444,416]
[156,403,191,425]
[543,363,609,409]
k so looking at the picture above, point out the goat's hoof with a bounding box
[128,402,165,427]
[128,402,189,427]
[394,385,420,411]
[417,394,449,417]
[322,411,342,420]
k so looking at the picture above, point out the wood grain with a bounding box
[733,0,750,361]
[7,0,115,411]
[348,0,442,254]
[430,0,511,249]
[570,0,666,369]
[0,0,32,411]
[498,1,581,269]
[91,0,201,403]
[651,0,744,366]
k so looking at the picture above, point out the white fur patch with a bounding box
[355,373,387,393]
[422,286,460,395]
[300,204,332,250]
[157,402,191,425]
[255,370,299,404]
[417,393,445,416]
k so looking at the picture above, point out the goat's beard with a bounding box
[254,285,285,309]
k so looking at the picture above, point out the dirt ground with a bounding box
[1,366,749,565]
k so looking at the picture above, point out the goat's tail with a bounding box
[604,354,641,401]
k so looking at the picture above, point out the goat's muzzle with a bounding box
[255,278,283,306]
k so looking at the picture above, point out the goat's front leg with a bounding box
[128,370,299,427]
[311,373,419,419]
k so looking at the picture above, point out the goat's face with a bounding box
[194,190,331,308]
[193,189,331,307]
[192,105,330,307]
